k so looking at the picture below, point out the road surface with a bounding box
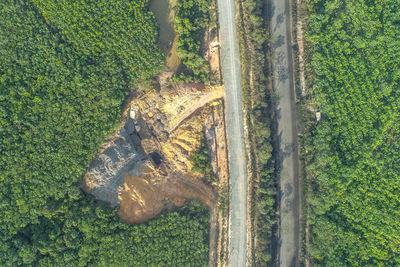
[217,0,248,266]
[268,0,301,266]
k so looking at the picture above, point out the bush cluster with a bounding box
[191,132,217,184]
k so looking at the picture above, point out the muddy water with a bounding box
[149,0,174,52]
[149,0,180,71]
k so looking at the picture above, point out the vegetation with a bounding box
[303,0,400,265]
[0,0,209,265]
[31,0,163,82]
[191,132,216,184]
[172,0,215,84]
[236,0,276,265]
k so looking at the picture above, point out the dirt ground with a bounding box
[116,84,227,225]
[83,81,225,219]
[118,166,216,223]
[269,0,302,265]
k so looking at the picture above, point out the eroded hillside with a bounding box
[82,77,227,223]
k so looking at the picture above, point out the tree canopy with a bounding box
[304,0,400,265]
[172,0,214,84]
[0,0,209,265]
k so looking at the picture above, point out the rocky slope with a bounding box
[82,81,224,223]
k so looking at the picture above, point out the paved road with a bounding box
[217,0,248,266]
[268,0,301,266]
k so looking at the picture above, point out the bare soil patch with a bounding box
[82,81,224,218]
[118,167,216,223]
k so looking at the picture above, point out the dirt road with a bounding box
[268,0,301,266]
[217,0,248,265]
[168,86,224,133]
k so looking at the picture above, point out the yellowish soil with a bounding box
[130,84,224,173]
[115,82,225,223]
[118,168,216,224]
[168,86,224,133]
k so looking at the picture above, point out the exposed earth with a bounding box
[82,80,225,223]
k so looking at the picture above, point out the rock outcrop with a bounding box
[83,120,145,207]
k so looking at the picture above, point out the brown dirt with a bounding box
[118,166,216,224]
[83,79,225,223]
[205,33,221,81]
[168,86,224,133]
[117,84,228,265]
[118,172,164,224]
[213,103,230,267]
[130,83,223,173]
[204,102,229,266]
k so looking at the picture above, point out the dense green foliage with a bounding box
[0,0,209,265]
[191,132,216,184]
[1,196,209,266]
[303,0,400,265]
[237,0,276,265]
[172,0,214,84]
[31,0,163,82]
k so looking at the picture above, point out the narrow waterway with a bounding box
[149,0,180,72]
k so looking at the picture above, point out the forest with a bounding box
[0,0,209,265]
[303,0,400,265]
[172,0,215,84]
[236,0,276,265]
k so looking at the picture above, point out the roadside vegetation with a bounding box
[172,0,215,84]
[302,0,400,265]
[0,0,209,265]
[236,0,277,265]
